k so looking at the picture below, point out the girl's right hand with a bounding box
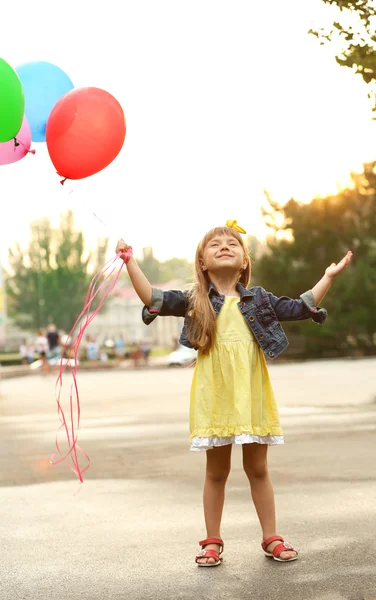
[116,238,131,260]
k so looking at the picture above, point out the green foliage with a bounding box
[135,246,193,284]
[309,0,376,115]
[136,246,160,283]
[256,162,376,355]
[159,257,194,284]
[6,211,108,332]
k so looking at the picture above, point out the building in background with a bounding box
[85,279,185,348]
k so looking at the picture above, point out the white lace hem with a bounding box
[190,433,284,451]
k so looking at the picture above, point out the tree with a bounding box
[257,162,376,356]
[136,246,160,284]
[159,257,193,283]
[6,211,108,333]
[133,247,194,284]
[309,1,376,115]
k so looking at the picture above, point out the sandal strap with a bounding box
[199,537,224,552]
[195,549,220,562]
[271,542,297,558]
[261,535,284,550]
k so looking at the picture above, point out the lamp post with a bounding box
[0,263,6,348]
[36,225,44,329]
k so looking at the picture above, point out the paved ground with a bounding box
[1,358,376,600]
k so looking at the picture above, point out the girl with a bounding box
[116,221,352,567]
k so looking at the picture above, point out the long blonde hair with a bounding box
[186,226,251,354]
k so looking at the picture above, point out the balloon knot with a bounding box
[60,177,67,185]
[14,137,20,147]
[28,149,36,155]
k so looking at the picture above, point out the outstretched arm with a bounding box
[116,239,152,306]
[311,251,353,305]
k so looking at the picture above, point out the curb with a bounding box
[0,360,170,380]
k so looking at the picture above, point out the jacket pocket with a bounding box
[268,321,285,342]
[256,305,278,328]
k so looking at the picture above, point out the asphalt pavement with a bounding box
[1,358,376,600]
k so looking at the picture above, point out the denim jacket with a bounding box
[142,282,327,360]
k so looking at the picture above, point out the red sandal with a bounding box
[195,537,224,567]
[262,535,298,562]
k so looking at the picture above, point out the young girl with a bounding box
[116,221,353,567]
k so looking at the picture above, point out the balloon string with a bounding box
[50,251,128,482]
[52,255,123,464]
[92,213,108,228]
[51,255,124,479]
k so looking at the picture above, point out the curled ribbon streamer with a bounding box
[50,250,130,482]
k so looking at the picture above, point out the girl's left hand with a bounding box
[325,251,353,279]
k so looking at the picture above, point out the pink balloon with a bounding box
[0,116,34,165]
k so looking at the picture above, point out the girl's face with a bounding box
[201,233,245,275]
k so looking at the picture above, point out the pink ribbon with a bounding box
[50,249,131,483]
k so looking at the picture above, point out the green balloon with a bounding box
[0,57,24,142]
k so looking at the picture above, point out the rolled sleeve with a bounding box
[299,290,328,325]
[142,288,187,325]
[142,288,164,325]
[267,289,327,324]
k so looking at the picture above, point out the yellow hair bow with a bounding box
[225,219,247,234]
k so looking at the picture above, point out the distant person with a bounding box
[47,324,61,360]
[140,339,151,365]
[86,336,100,361]
[115,333,125,359]
[116,221,353,566]
[60,334,71,359]
[130,342,143,368]
[19,339,34,365]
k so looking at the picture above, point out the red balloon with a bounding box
[46,87,126,181]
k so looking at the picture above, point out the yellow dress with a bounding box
[189,296,284,451]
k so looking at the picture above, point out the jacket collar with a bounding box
[208,281,254,299]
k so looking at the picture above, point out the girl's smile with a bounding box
[203,235,244,272]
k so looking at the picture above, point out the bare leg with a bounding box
[242,443,297,560]
[197,444,232,565]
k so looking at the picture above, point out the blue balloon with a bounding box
[16,61,74,142]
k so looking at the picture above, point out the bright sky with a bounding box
[1,0,376,266]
